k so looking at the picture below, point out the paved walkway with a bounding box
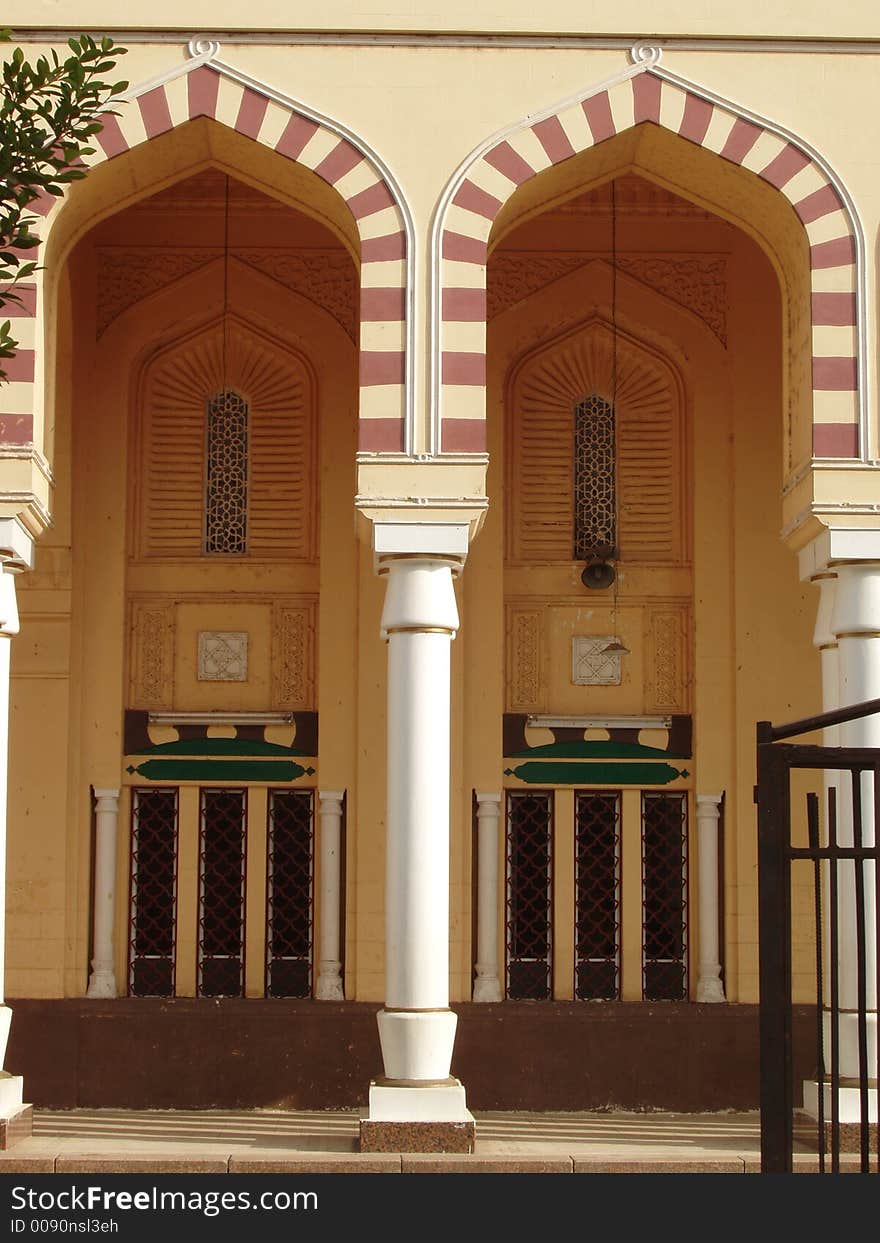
[0,1108,868,1173]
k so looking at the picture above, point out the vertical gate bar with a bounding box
[807,792,825,1172]
[874,766,880,1172]
[829,784,840,1173]
[851,769,870,1173]
[757,725,792,1172]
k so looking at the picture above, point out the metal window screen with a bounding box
[575,791,621,1000]
[198,788,247,997]
[205,389,249,555]
[505,791,553,1000]
[129,787,178,998]
[574,394,616,562]
[266,789,315,998]
[642,792,688,1000]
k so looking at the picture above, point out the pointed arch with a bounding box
[0,40,414,487]
[432,47,863,464]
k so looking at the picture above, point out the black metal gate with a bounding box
[757,698,880,1173]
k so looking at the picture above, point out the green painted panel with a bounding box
[509,741,690,760]
[130,738,310,757]
[505,761,689,786]
[127,759,311,782]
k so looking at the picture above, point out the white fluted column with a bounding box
[0,520,33,1128]
[827,562,878,1093]
[86,788,120,999]
[801,544,878,1126]
[315,789,345,1000]
[363,522,473,1137]
[473,792,502,1002]
[695,793,725,1003]
[378,554,459,1077]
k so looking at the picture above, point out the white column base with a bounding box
[0,1073,24,1120]
[367,1079,473,1123]
[86,967,118,999]
[377,1008,457,1081]
[696,969,726,1003]
[473,965,502,1003]
[315,961,344,1000]
[821,1010,878,1077]
[803,1079,878,1125]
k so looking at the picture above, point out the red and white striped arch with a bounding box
[435,55,863,459]
[0,46,412,459]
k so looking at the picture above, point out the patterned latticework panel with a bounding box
[205,390,249,555]
[509,323,682,564]
[198,789,246,998]
[506,791,552,1000]
[642,792,688,1001]
[129,788,178,998]
[574,395,616,561]
[575,792,621,1000]
[266,790,314,998]
[135,321,315,561]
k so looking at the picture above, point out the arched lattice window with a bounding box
[205,389,249,555]
[573,393,616,562]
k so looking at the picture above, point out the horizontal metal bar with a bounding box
[788,847,880,861]
[759,743,880,768]
[765,697,880,742]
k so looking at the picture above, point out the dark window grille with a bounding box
[506,791,553,1000]
[266,789,315,998]
[198,788,246,997]
[574,394,616,561]
[129,787,178,998]
[642,791,688,1000]
[205,389,249,555]
[575,791,621,1000]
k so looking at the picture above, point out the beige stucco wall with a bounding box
[21,1,880,38]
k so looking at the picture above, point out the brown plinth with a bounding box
[0,1105,33,1150]
[5,998,816,1112]
[794,1111,879,1155]
[360,1119,475,1153]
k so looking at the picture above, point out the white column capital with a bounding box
[379,555,460,639]
[93,788,120,811]
[0,518,34,574]
[0,564,20,639]
[318,789,345,811]
[372,520,469,564]
[830,560,880,641]
[475,792,502,810]
[799,527,880,580]
[695,793,723,814]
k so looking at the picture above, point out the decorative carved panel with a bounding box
[134,320,316,563]
[129,600,175,709]
[488,254,591,319]
[97,247,356,340]
[508,320,684,565]
[647,609,688,713]
[237,250,356,340]
[490,252,727,344]
[571,636,621,687]
[197,631,249,682]
[507,608,543,711]
[97,249,214,336]
[272,602,317,710]
[618,258,727,346]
